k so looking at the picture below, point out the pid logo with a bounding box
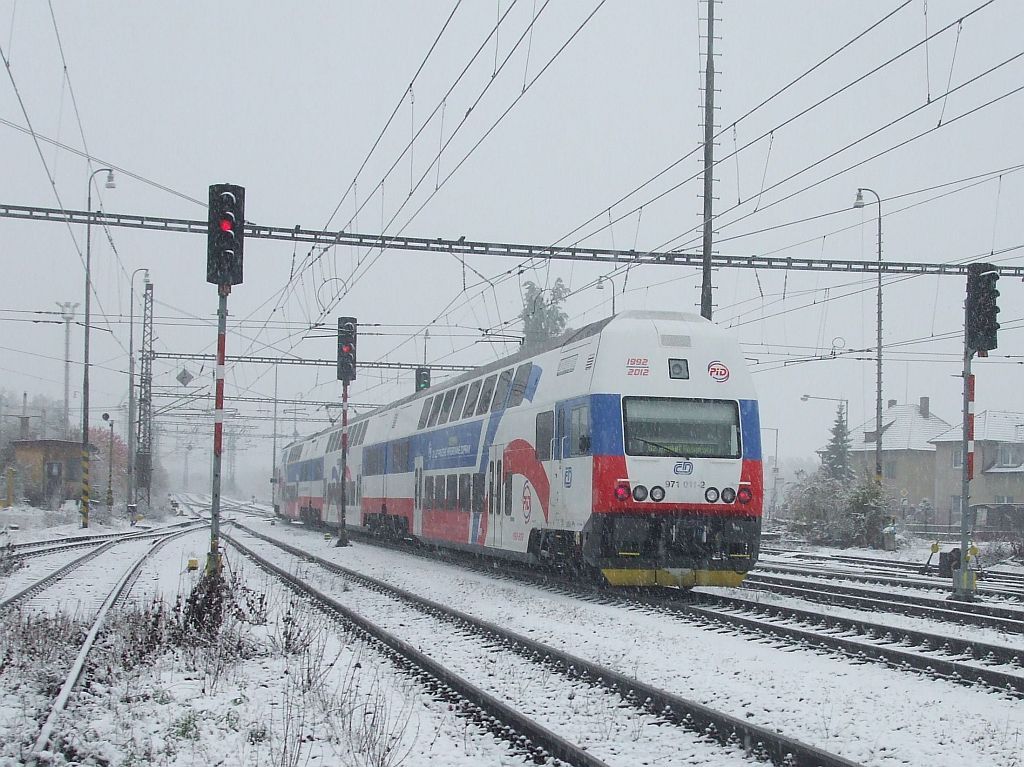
[707,360,730,382]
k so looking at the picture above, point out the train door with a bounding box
[554,398,592,525]
[413,455,424,536]
[487,443,504,548]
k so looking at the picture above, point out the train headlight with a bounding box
[650,486,666,502]
[721,487,737,504]
[632,485,649,502]
[704,487,720,503]
[737,487,753,504]
[614,482,631,502]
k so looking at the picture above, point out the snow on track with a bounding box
[245,516,1024,767]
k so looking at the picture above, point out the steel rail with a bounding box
[4,202,1024,276]
[228,523,862,767]
[0,524,207,612]
[304,519,1024,697]
[223,533,611,767]
[742,572,1024,631]
[755,561,1024,602]
[31,526,204,757]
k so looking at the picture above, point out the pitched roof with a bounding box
[848,401,952,453]
[930,410,1024,444]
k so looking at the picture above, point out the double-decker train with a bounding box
[274,310,762,588]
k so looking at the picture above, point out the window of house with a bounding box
[952,447,963,468]
[997,444,1016,467]
[951,495,962,514]
[536,411,554,461]
[995,494,1015,504]
[883,461,897,480]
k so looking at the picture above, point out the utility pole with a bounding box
[57,302,78,439]
[699,0,717,320]
[271,364,278,506]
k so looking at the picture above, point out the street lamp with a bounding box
[596,275,617,316]
[101,412,114,509]
[127,268,149,523]
[81,167,115,528]
[800,394,849,429]
[853,187,883,486]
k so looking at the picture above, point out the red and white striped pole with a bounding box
[207,283,230,574]
[954,321,976,600]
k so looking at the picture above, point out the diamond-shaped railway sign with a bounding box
[176,367,195,387]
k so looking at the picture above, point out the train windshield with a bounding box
[622,397,740,458]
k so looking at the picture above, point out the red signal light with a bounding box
[219,218,234,233]
[341,343,353,354]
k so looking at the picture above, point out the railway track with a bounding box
[5,520,198,565]
[267,517,1024,699]
[9,525,206,760]
[227,521,860,767]
[760,548,1024,596]
[741,571,1024,633]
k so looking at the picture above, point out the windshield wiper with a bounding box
[634,437,687,458]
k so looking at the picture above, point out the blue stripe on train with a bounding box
[739,399,761,460]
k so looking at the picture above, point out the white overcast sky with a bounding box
[1,1,1022,488]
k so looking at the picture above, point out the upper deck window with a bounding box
[622,397,740,458]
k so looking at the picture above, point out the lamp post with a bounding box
[81,168,115,528]
[101,412,114,509]
[800,394,849,430]
[596,275,617,316]
[853,187,883,486]
[127,268,149,523]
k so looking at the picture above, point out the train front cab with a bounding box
[583,393,763,590]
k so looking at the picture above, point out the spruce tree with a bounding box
[821,404,854,484]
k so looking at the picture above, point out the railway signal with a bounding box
[206,183,245,286]
[415,366,431,391]
[965,263,999,355]
[337,317,357,382]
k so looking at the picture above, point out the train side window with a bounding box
[507,364,532,408]
[462,380,483,419]
[536,411,554,461]
[414,468,420,507]
[472,473,485,515]
[355,421,367,446]
[424,475,434,511]
[417,398,433,429]
[435,475,446,509]
[490,369,514,412]
[436,389,455,424]
[426,395,445,427]
[356,474,362,502]
[449,386,469,424]
[504,475,513,516]
[458,474,471,513]
[570,405,591,456]
[391,440,410,473]
[475,375,498,416]
[446,474,458,510]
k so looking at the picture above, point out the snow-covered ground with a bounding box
[239,516,1024,767]
[3,501,1023,766]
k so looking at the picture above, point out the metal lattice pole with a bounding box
[136,281,154,506]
